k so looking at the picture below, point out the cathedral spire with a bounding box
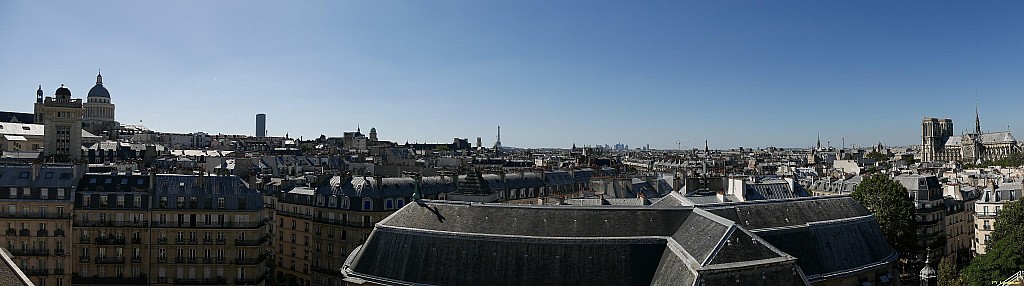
[975,104,982,135]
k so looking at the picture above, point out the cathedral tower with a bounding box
[42,84,84,160]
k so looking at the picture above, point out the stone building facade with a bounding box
[920,116,1020,163]
[0,164,79,286]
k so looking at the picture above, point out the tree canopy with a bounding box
[961,200,1024,285]
[938,255,961,286]
[851,174,917,254]
[866,150,889,162]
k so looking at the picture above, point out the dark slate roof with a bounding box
[0,164,78,188]
[0,248,32,286]
[321,176,455,198]
[148,174,263,210]
[743,178,805,200]
[0,111,34,124]
[699,196,897,282]
[344,201,805,286]
[543,171,575,185]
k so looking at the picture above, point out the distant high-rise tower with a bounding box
[42,84,84,159]
[476,137,482,148]
[256,113,266,137]
[493,125,502,150]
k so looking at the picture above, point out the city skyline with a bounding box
[4,1,1024,149]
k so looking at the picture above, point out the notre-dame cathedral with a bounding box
[920,112,1020,163]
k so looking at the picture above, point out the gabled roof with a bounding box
[344,201,808,286]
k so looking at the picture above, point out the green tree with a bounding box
[866,150,889,162]
[938,255,961,286]
[961,200,1024,285]
[851,174,917,255]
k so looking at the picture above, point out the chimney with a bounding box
[716,189,726,202]
[451,173,460,192]
[197,170,205,189]
[149,169,156,191]
[31,161,42,181]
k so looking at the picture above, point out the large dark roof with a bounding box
[345,201,806,286]
[55,84,71,97]
[699,196,897,282]
[88,84,110,98]
[0,111,34,124]
[345,196,898,286]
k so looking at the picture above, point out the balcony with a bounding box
[194,257,228,264]
[131,256,143,263]
[156,257,168,263]
[235,271,269,285]
[131,237,142,244]
[36,229,48,237]
[79,256,91,263]
[79,236,91,243]
[278,211,312,220]
[0,212,71,219]
[55,249,64,256]
[95,236,126,245]
[25,268,49,276]
[95,256,125,264]
[202,238,213,245]
[157,237,168,244]
[10,248,49,256]
[234,253,268,265]
[312,216,372,228]
[74,220,148,228]
[175,238,186,245]
[150,219,269,229]
[72,274,147,285]
[215,238,227,245]
[187,238,198,245]
[54,229,65,237]
[19,229,29,236]
[54,268,64,275]
[235,235,269,247]
[174,277,226,285]
[5,228,15,236]
[157,277,167,284]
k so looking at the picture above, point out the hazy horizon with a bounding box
[4,1,1024,149]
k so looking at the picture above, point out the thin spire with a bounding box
[96,69,103,85]
[975,105,982,135]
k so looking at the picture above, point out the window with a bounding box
[134,196,142,208]
[189,197,197,209]
[176,197,185,208]
[217,198,225,209]
[57,189,65,199]
[363,198,372,210]
[45,172,53,179]
[116,196,124,208]
[83,196,91,207]
[59,173,70,180]
[19,172,29,179]
[159,197,168,208]
[100,196,108,207]
[385,199,394,210]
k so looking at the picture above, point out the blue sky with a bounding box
[3,1,1024,149]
